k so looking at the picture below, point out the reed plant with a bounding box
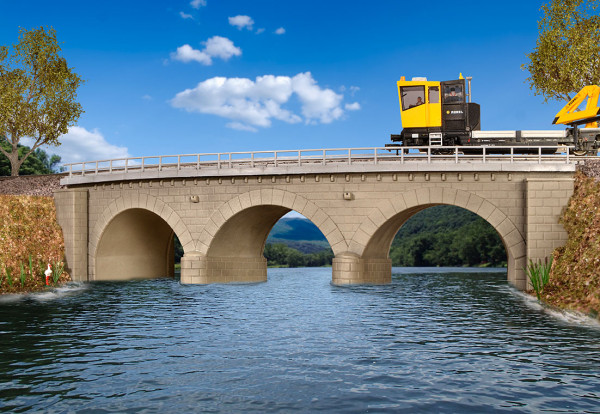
[527,257,553,300]
[19,263,26,288]
[6,267,13,287]
[28,255,34,280]
[38,261,44,284]
[52,260,64,285]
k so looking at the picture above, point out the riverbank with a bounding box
[0,191,69,294]
[544,161,600,318]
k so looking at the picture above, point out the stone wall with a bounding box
[52,170,574,289]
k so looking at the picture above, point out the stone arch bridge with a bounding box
[54,147,576,290]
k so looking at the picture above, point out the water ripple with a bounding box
[2,268,600,413]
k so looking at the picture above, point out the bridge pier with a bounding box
[180,252,267,284]
[332,253,391,284]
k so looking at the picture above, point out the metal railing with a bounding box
[63,145,582,178]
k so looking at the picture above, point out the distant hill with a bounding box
[267,217,329,254]
[268,217,328,241]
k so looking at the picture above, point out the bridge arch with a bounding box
[197,189,347,256]
[90,194,194,281]
[347,187,526,287]
[184,189,347,283]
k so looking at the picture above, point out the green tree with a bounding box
[523,0,600,102]
[0,26,83,176]
[0,141,61,175]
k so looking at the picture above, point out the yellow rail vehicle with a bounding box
[390,75,600,155]
[391,75,480,147]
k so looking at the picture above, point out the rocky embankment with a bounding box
[545,160,600,317]
[0,174,65,196]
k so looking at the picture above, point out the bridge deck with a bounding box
[61,146,582,185]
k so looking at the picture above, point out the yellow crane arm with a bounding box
[553,85,600,128]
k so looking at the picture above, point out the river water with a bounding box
[1,268,599,413]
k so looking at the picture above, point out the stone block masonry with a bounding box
[55,167,575,290]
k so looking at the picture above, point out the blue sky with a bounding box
[0,0,565,165]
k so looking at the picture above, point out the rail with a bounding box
[63,145,583,177]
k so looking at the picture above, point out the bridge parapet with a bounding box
[61,146,578,185]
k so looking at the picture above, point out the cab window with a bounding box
[400,86,425,110]
[443,84,463,103]
[428,86,439,104]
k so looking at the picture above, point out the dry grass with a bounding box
[0,195,69,293]
[545,172,600,317]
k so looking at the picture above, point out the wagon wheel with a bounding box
[571,149,588,156]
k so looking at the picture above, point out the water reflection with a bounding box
[1,268,599,413]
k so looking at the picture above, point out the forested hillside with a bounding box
[389,206,506,267]
[262,207,507,268]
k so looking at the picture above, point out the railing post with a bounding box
[197,154,200,170]
[110,160,113,173]
[427,147,431,164]
[229,153,232,168]
[401,148,405,164]
[251,152,255,168]
[322,149,326,165]
[482,147,486,163]
[348,148,351,164]
[374,148,378,164]
[142,157,145,172]
[95,161,98,175]
[455,147,459,163]
[274,151,278,167]
[82,163,85,177]
[125,158,128,173]
[178,155,181,170]
[297,150,301,166]
[510,147,514,163]
[217,153,221,169]
[566,147,570,164]
[538,147,542,164]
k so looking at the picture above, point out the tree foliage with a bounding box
[0,26,83,176]
[389,206,506,267]
[523,0,600,102]
[263,243,334,267]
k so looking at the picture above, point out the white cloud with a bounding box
[171,36,241,65]
[345,102,361,111]
[203,36,242,60]
[292,72,343,124]
[142,94,153,100]
[274,27,286,35]
[256,28,265,34]
[229,15,254,30]
[179,11,193,19]
[190,0,206,9]
[170,72,353,130]
[226,122,258,132]
[23,126,130,164]
[172,44,211,65]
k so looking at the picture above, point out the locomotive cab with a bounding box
[392,76,480,147]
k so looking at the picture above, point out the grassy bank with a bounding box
[543,172,600,317]
[0,195,69,294]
